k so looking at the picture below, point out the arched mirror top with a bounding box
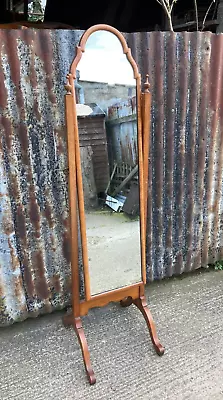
[69,24,140,80]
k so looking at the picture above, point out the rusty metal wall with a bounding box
[126,31,223,281]
[1,30,223,325]
[0,29,85,326]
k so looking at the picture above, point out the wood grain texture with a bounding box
[64,25,163,385]
[65,23,146,299]
[70,24,141,80]
[63,315,96,385]
[142,75,151,235]
[64,93,80,316]
[137,77,146,285]
[142,76,151,238]
[67,73,91,301]
[80,283,143,316]
[133,296,165,356]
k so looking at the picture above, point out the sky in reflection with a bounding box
[78,31,135,85]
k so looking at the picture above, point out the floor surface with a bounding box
[1,269,223,400]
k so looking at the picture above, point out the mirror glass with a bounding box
[76,30,142,296]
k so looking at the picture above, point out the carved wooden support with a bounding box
[63,315,96,385]
[120,295,165,356]
[64,74,73,95]
[133,297,165,356]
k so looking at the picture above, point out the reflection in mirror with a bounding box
[76,30,141,296]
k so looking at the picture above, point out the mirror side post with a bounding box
[63,81,80,319]
[142,74,151,236]
[69,72,91,302]
[63,76,96,385]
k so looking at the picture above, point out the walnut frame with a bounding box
[63,24,164,385]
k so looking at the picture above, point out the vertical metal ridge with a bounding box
[126,31,223,282]
[174,32,189,275]
[211,35,223,263]
[152,32,165,279]
[2,30,223,325]
[184,33,199,272]
[197,33,212,269]
[203,34,223,266]
[0,144,27,325]
[0,29,79,325]
[163,32,177,278]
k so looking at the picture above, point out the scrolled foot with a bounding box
[155,343,165,356]
[87,371,96,385]
[133,296,165,356]
[74,317,96,385]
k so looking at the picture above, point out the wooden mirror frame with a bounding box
[63,24,164,385]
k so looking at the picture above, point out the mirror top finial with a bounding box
[144,74,150,93]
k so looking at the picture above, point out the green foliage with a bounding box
[28,1,44,22]
[214,261,223,271]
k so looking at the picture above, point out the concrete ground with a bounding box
[1,269,223,400]
[86,211,141,295]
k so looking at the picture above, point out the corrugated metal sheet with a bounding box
[126,31,223,281]
[1,30,223,325]
[0,29,85,326]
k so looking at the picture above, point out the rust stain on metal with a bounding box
[57,137,64,154]
[16,205,27,243]
[0,116,13,150]
[2,214,13,236]
[27,171,33,184]
[52,274,61,293]
[2,29,223,326]
[127,31,223,280]
[8,240,19,272]
[35,30,57,104]
[29,191,40,237]
[14,276,23,299]
[0,29,77,326]
[5,32,25,119]
[0,40,7,109]
[63,231,71,263]
[55,128,66,154]
[11,174,20,200]
[19,123,29,155]
[63,217,70,230]
[33,251,49,300]
[33,99,41,122]
[43,202,54,229]
[23,255,34,298]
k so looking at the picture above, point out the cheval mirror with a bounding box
[63,24,164,384]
